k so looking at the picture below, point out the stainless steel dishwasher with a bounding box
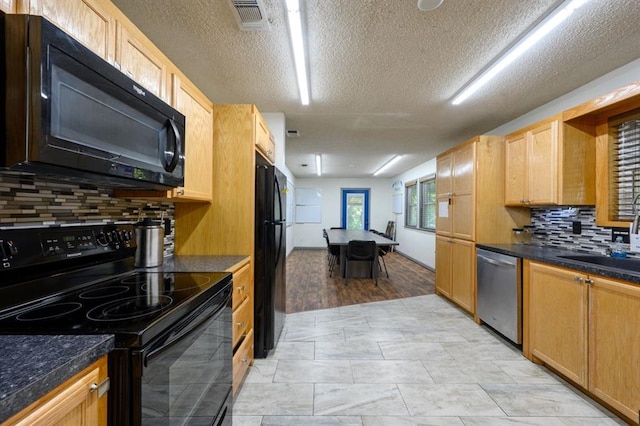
[476,248,522,344]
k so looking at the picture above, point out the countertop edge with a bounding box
[0,335,114,423]
[477,243,640,284]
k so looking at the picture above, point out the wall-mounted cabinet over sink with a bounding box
[504,115,595,207]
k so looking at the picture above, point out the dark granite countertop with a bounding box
[0,334,114,423]
[477,243,640,284]
[140,255,250,273]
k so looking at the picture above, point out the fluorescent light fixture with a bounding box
[451,0,589,105]
[286,0,310,105]
[373,155,402,176]
[315,154,322,176]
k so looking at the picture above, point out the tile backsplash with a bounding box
[0,173,175,255]
[530,206,636,258]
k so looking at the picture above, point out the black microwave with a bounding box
[0,13,185,189]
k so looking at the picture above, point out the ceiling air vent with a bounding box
[286,130,301,137]
[228,0,270,31]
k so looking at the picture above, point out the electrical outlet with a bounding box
[611,227,630,243]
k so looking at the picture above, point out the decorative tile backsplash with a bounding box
[0,173,175,255]
[530,206,636,258]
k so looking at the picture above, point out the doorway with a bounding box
[341,189,370,230]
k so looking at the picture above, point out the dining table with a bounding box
[326,229,399,278]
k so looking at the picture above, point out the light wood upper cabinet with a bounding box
[436,141,475,240]
[505,116,595,206]
[169,74,214,201]
[527,261,588,387]
[254,108,275,164]
[115,22,168,101]
[28,0,116,63]
[4,356,108,426]
[0,0,16,13]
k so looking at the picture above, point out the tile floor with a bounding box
[232,295,626,425]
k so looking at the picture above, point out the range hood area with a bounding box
[0,13,185,190]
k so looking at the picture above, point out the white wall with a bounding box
[263,113,296,257]
[391,159,437,269]
[490,58,640,135]
[387,58,640,270]
[293,177,394,248]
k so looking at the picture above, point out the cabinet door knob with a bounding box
[584,278,594,285]
[573,276,582,283]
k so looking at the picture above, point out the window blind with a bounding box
[611,118,640,220]
[419,177,436,230]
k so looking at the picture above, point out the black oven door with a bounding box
[132,285,232,426]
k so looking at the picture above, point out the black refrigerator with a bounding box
[254,153,287,358]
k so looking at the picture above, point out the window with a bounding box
[405,181,418,227]
[611,111,640,221]
[419,176,436,230]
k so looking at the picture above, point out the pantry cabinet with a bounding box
[26,0,116,63]
[435,136,528,315]
[436,142,475,241]
[4,356,108,426]
[504,116,595,206]
[525,261,640,423]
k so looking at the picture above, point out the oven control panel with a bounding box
[0,224,136,270]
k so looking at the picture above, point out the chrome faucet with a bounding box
[632,194,640,234]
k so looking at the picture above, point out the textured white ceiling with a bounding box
[111,0,640,178]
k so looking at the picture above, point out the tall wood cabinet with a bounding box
[525,261,640,423]
[504,115,595,206]
[435,136,528,315]
[174,104,275,392]
[4,356,109,426]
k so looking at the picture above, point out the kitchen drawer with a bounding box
[233,328,253,396]
[232,262,251,311]
[232,296,252,348]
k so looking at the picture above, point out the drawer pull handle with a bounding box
[89,377,110,398]
[236,321,245,328]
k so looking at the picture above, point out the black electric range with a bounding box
[0,223,233,425]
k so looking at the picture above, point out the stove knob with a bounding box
[1,240,18,259]
[96,232,108,246]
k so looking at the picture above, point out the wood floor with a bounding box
[285,248,435,313]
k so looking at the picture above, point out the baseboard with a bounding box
[394,249,435,272]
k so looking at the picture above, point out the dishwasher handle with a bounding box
[477,253,515,268]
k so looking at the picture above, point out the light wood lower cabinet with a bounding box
[229,259,253,395]
[526,261,640,423]
[4,355,108,426]
[527,262,588,386]
[588,276,640,422]
[435,236,475,314]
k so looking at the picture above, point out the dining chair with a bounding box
[345,240,378,286]
[377,234,391,278]
[323,229,340,276]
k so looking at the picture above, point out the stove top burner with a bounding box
[86,295,173,321]
[17,302,83,321]
[79,286,129,299]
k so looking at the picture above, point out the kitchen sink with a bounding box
[558,254,640,272]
